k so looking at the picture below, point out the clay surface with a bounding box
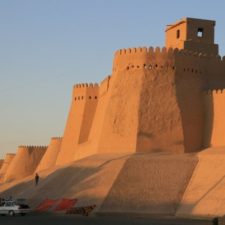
[0,154,15,182]
[4,146,47,182]
[1,17,225,217]
[36,137,62,172]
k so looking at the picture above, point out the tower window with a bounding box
[176,29,180,39]
[197,28,204,37]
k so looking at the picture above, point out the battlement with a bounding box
[73,83,99,88]
[5,153,16,157]
[51,137,62,140]
[18,145,47,149]
[113,46,225,72]
[114,46,222,58]
[73,82,99,101]
[204,89,225,95]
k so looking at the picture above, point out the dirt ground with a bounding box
[0,213,215,225]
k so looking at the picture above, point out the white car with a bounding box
[0,200,31,216]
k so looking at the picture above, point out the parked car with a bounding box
[0,199,31,216]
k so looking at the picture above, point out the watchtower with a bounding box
[165,17,218,55]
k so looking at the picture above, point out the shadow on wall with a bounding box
[203,92,214,148]
[174,65,214,153]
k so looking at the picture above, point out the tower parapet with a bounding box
[56,82,99,165]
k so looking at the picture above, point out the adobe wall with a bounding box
[173,50,209,152]
[4,146,47,182]
[73,76,111,161]
[96,47,210,153]
[204,90,225,147]
[0,153,15,182]
[96,48,150,153]
[0,159,3,170]
[56,83,99,165]
[203,56,225,147]
[136,47,185,153]
[36,137,62,172]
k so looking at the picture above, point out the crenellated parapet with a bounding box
[113,47,175,72]
[18,145,48,150]
[113,46,225,73]
[51,136,62,140]
[72,82,99,101]
[204,89,225,95]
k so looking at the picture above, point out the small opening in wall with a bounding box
[78,97,80,100]
[74,97,76,100]
[176,29,180,39]
[95,96,97,99]
[197,28,204,37]
[126,66,129,70]
[89,96,92,99]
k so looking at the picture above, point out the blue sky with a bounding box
[0,0,225,158]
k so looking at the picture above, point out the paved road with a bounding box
[0,213,216,225]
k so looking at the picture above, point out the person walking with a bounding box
[35,173,40,186]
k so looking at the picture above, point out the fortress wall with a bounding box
[79,84,99,143]
[0,159,3,169]
[173,50,208,152]
[96,47,156,153]
[73,76,112,161]
[4,146,47,182]
[36,137,62,172]
[136,48,185,153]
[56,83,99,166]
[0,154,15,182]
[98,47,186,153]
[206,55,225,89]
[102,47,209,153]
[205,90,225,147]
[99,75,111,97]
